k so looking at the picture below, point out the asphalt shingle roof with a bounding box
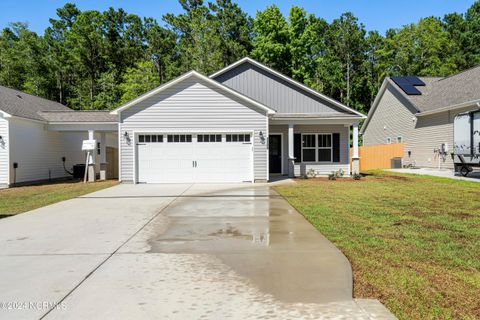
[389,65,480,113]
[0,85,71,121]
[0,85,116,122]
[38,111,117,122]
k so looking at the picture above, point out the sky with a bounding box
[0,0,475,35]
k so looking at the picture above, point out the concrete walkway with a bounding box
[0,183,395,320]
[388,168,480,182]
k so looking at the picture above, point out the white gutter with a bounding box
[0,110,12,118]
[416,99,480,117]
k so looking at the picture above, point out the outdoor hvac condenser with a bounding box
[453,110,480,176]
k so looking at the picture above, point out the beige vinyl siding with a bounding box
[8,117,87,184]
[269,124,350,176]
[363,85,477,169]
[0,117,8,186]
[119,77,268,182]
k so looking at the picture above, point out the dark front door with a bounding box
[269,134,282,174]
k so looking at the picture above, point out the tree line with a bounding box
[0,0,479,113]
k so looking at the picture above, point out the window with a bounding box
[302,134,316,162]
[139,134,164,143]
[318,134,332,162]
[397,136,403,143]
[97,142,101,155]
[167,134,192,143]
[198,134,222,142]
[226,134,250,142]
[301,134,333,162]
[386,137,392,144]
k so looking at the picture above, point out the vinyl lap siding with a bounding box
[362,86,475,169]
[269,124,350,176]
[120,77,268,182]
[0,117,8,186]
[9,118,87,184]
[214,62,346,114]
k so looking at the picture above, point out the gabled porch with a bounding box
[268,115,361,179]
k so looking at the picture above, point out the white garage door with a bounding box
[137,133,253,183]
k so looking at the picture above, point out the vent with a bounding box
[391,76,425,95]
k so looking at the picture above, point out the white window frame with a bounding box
[301,133,333,163]
[396,136,403,143]
[386,137,392,144]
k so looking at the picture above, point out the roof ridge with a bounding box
[211,57,366,118]
[437,64,480,82]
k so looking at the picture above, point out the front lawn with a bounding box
[0,180,119,217]
[274,171,479,320]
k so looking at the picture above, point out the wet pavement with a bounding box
[0,183,396,320]
[145,185,353,304]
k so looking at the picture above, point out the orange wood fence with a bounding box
[351,143,404,172]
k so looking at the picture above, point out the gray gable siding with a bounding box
[213,62,346,115]
[119,77,268,182]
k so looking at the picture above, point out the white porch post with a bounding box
[87,130,96,182]
[352,123,360,175]
[288,124,295,177]
[99,132,107,180]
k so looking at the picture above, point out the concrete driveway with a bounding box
[0,183,394,320]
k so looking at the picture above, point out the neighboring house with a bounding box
[0,57,366,187]
[0,86,118,188]
[112,57,365,183]
[362,66,480,169]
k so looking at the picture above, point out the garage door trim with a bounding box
[132,130,255,184]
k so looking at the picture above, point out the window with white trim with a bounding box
[318,134,332,161]
[198,134,221,142]
[226,134,250,142]
[139,134,164,143]
[386,137,392,144]
[301,134,332,162]
[167,134,192,143]
[397,136,403,143]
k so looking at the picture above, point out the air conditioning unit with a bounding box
[391,157,403,169]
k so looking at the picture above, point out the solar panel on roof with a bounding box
[401,85,422,95]
[391,76,410,85]
[404,76,425,86]
[391,76,424,95]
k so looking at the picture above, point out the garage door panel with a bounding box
[137,134,252,183]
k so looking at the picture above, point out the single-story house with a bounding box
[361,66,480,169]
[0,57,365,187]
[0,86,118,188]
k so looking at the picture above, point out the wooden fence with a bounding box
[351,143,404,172]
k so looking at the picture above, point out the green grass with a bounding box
[274,171,480,320]
[0,180,119,216]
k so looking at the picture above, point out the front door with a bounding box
[269,134,282,174]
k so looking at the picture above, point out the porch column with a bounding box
[87,130,96,182]
[352,123,360,175]
[288,124,295,177]
[99,132,107,180]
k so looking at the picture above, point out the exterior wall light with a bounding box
[259,131,265,144]
[124,131,131,145]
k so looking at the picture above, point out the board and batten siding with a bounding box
[8,117,87,184]
[362,85,477,169]
[270,124,350,176]
[119,76,268,182]
[213,62,346,114]
[0,117,9,186]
